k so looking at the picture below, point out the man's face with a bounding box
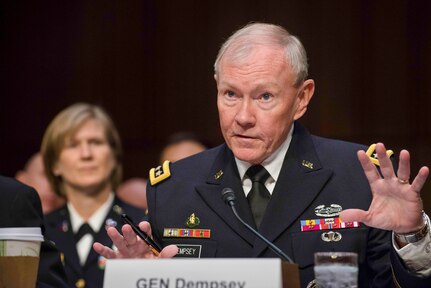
[216,46,313,164]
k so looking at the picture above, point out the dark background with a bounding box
[1,1,430,212]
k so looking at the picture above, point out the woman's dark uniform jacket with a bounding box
[44,196,146,288]
[0,175,69,288]
[147,122,431,287]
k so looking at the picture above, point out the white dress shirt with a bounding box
[68,193,114,265]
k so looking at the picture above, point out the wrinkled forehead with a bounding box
[217,45,295,87]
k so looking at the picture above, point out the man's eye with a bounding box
[261,93,272,101]
[226,90,235,97]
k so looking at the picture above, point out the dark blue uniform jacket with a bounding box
[147,122,431,287]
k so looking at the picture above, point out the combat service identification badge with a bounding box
[315,204,342,217]
[149,160,171,185]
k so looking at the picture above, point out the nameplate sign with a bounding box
[104,258,284,288]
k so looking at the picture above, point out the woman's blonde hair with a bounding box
[41,103,123,197]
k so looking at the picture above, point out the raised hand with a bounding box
[340,143,429,234]
[93,221,178,259]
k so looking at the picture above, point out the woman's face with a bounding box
[54,118,116,195]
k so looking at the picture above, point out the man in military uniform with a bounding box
[94,23,431,287]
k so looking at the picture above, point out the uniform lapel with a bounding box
[195,145,256,246]
[253,123,333,257]
[46,207,83,277]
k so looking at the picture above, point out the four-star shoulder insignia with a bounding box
[149,160,171,185]
[366,143,394,166]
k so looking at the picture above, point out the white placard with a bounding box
[104,258,283,288]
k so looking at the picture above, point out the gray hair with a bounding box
[214,22,308,87]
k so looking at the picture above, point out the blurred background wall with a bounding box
[0,0,430,211]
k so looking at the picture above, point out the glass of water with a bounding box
[314,252,358,288]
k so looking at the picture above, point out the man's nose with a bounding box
[234,100,255,127]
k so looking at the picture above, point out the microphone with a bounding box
[221,187,294,263]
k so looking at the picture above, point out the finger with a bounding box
[396,150,411,182]
[411,166,430,194]
[138,221,152,236]
[93,242,118,259]
[375,143,395,179]
[340,208,368,223]
[358,150,381,183]
[107,226,129,252]
[122,225,140,246]
[160,245,179,258]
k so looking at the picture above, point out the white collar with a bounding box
[68,192,115,233]
[235,124,294,181]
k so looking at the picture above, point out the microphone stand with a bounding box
[222,188,294,263]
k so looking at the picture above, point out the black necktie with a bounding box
[74,223,94,242]
[246,165,271,228]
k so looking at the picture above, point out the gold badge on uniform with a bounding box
[75,278,85,288]
[185,213,200,228]
[366,143,394,166]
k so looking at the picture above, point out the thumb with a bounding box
[340,209,367,223]
[160,245,178,258]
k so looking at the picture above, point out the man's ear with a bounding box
[293,79,315,120]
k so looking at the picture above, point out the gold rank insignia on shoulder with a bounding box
[149,160,171,185]
[366,143,394,166]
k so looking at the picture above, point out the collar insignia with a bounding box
[366,143,394,166]
[214,170,224,180]
[315,204,342,217]
[185,213,200,228]
[149,160,171,185]
[302,160,314,169]
[112,204,123,215]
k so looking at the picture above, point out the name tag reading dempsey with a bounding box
[104,258,284,288]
